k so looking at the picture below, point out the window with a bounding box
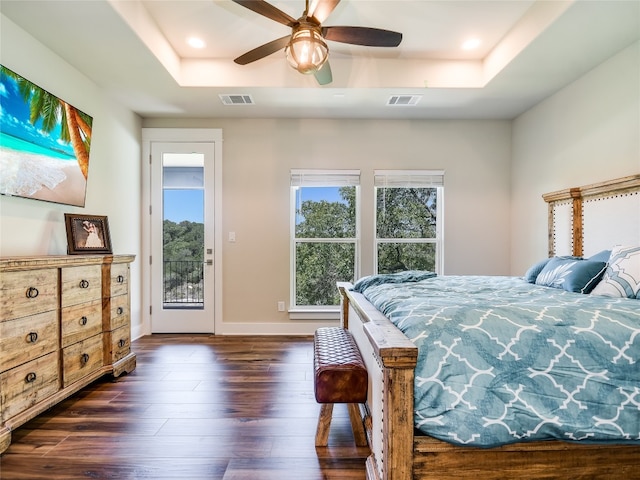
[375,170,443,274]
[162,154,205,307]
[291,169,360,309]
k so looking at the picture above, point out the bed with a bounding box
[337,174,640,480]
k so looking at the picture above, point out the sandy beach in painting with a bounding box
[0,147,86,206]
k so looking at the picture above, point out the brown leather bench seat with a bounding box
[313,326,368,447]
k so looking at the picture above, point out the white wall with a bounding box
[511,40,640,275]
[143,117,512,331]
[0,15,144,338]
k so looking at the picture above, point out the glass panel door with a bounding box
[150,142,215,333]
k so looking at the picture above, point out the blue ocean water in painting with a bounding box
[0,131,75,161]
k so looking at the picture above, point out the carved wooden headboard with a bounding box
[543,174,640,258]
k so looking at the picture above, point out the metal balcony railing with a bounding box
[163,260,204,307]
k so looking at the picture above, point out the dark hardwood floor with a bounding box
[0,335,369,479]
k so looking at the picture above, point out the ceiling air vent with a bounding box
[387,95,422,106]
[219,94,255,106]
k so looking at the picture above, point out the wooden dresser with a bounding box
[0,254,136,453]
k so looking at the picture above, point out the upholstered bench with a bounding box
[313,326,368,447]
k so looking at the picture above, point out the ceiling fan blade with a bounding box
[314,61,332,85]
[322,26,402,47]
[234,36,290,65]
[308,0,340,23]
[232,0,297,27]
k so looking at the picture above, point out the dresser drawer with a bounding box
[0,351,60,422]
[0,311,59,372]
[107,325,131,363]
[61,265,102,307]
[108,294,129,331]
[62,333,103,387]
[0,269,58,321]
[61,298,103,348]
[110,263,129,297]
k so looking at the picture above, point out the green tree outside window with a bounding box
[294,185,356,306]
[376,187,438,273]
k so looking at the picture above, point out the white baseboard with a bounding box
[131,319,339,338]
[216,320,340,336]
[131,323,145,341]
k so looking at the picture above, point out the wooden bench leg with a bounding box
[316,403,368,447]
[315,403,333,447]
[348,403,367,447]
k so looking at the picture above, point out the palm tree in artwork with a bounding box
[0,66,93,179]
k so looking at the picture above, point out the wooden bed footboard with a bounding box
[338,282,418,480]
[338,283,640,480]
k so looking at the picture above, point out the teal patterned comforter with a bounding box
[356,274,640,447]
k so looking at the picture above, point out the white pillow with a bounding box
[590,245,640,299]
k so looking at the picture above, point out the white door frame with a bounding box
[141,128,223,335]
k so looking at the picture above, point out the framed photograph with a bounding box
[64,214,112,255]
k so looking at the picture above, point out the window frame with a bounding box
[374,170,444,275]
[289,169,360,315]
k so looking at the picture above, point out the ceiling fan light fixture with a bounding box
[285,24,328,75]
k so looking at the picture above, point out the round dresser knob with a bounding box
[26,287,39,298]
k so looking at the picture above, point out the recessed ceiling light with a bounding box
[461,38,481,50]
[187,37,206,49]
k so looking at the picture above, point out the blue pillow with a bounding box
[588,250,612,263]
[535,257,607,293]
[524,258,552,283]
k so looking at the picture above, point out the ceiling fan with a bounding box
[232,0,403,85]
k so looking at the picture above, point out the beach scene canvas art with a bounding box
[0,65,93,207]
